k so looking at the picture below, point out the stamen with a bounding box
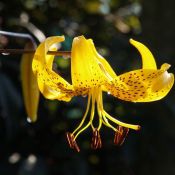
[66,87,140,151]
[74,91,95,140]
[114,126,129,146]
[96,89,103,131]
[102,114,117,132]
[66,132,80,152]
[90,90,96,130]
[74,121,91,140]
[72,94,91,135]
[73,140,80,152]
[97,89,117,132]
[66,132,74,148]
[96,88,110,130]
[91,128,102,149]
[97,99,117,132]
[103,111,141,130]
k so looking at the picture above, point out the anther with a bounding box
[66,132,80,152]
[66,132,74,148]
[114,126,129,146]
[73,140,80,152]
[91,128,102,149]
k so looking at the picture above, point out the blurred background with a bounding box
[0,0,175,175]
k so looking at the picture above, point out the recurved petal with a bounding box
[32,36,65,74]
[45,48,56,70]
[130,39,157,69]
[36,72,72,102]
[71,36,108,90]
[103,64,174,102]
[32,36,75,101]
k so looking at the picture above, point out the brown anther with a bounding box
[72,140,80,152]
[66,132,80,152]
[91,128,102,149]
[66,132,74,148]
[114,126,129,146]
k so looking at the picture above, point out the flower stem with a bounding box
[0,30,71,56]
[0,48,71,56]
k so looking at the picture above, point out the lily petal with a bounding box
[130,39,157,69]
[71,36,108,90]
[88,39,117,79]
[103,64,174,102]
[32,36,74,101]
[21,42,39,122]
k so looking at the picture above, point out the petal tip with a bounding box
[161,63,171,71]
[129,38,136,45]
[151,71,174,93]
[129,38,140,47]
[75,35,85,41]
[129,38,134,42]
[60,35,65,40]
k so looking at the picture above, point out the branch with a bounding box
[0,30,37,48]
[0,49,71,56]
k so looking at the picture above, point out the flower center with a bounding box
[66,87,140,152]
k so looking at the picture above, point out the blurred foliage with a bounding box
[0,0,175,175]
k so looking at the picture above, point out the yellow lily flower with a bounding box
[32,36,174,152]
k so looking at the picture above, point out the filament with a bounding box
[72,93,91,135]
[103,111,140,130]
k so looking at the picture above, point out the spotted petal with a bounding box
[32,36,75,102]
[103,63,174,102]
[71,36,109,90]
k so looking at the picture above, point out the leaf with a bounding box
[21,42,40,122]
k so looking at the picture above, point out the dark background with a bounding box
[0,0,175,175]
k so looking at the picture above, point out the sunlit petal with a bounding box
[103,64,174,102]
[21,42,39,122]
[71,36,107,90]
[88,39,117,79]
[32,36,74,101]
[130,39,157,69]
